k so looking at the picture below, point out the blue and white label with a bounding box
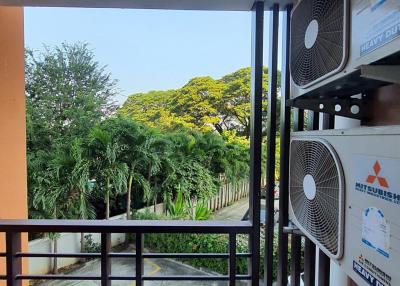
[353,261,386,286]
[360,10,400,56]
[362,207,390,258]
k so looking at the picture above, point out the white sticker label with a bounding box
[362,207,390,258]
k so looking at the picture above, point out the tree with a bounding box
[99,117,151,220]
[69,139,96,253]
[118,67,278,137]
[25,42,117,151]
[89,127,129,219]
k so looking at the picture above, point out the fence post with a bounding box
[101,233,111,286]
[6,232,22,286]
[229,233,236,286]
[136,232,144,286]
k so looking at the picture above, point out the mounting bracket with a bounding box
[286,97,369,120]
[283,222,303,236]
[360,65,400,85]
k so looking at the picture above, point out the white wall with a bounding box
[28,204,164,275]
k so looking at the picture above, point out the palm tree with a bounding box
[69,139,96,253]
[89,127,128,219]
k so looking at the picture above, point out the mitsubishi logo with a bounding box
[366,161,389,188]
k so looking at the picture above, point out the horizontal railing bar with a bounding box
[16,275,101,280]
[0,275,6,280]
[16,252,101,258]
[14,274,252,281]
[108,275,135,280]
[0,252,5,257]
[0,219,252,233]
[143,253,252,259]
[13,252,252,259]
[142,275,252,281]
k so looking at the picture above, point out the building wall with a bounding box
[0,6,28,284]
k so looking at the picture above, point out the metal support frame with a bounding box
[135,232,144,286]
[277,4,292,286]
[307,111,319,131]
[229,233,237,286]
[304,238,316,286]
[101,233,111,286]
[287,97,369,120]
[318,250,331,286]
[291,236,302,286]
[360,65,400,85]
[249,1,264,284]
[6,232,22,286]
[264,3,279,286]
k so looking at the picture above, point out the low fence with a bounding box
[28,180,254,275]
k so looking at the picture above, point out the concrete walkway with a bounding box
[36,200,258,286]
[212,197,249,221]
[37,247,248,286]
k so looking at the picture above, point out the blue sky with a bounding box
[24,8,280,104]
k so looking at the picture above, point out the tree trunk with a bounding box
[52,238,58,274]
[126,174,133,220]
[80,232,85,253]
[106,177,110,219]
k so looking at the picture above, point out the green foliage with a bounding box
[26,42,252,222]
[191,200,212,221]
[84,234,101,253]
[134,212,298,282]
[119,67,280,138]
[166,189,187,218]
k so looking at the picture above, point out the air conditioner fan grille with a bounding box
[290,139,343,256]
[290,0,346,86]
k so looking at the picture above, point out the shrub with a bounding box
[133,212,300,281]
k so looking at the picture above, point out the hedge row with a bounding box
[133,212,298,281]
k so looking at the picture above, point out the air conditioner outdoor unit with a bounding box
[290,0,400,99]
[289,126,400,286]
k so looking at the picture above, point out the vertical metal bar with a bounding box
[322,113,335,130]
[318,250,330,286]
[316,110,334,286]
[293,109,304,132]
[249,1,264,284]
[291,106,305,286]
[6,232,22,286]
[101,233,111,286]
[264,3,279,286]
[290,235,302,286]
[307,111,319,130]
[229,233,236,286]
[304,111,318,286]
[304,238,316,286]
[136,232,144,286]
[277,4,292,286]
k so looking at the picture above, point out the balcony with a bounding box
[0,219,257,285]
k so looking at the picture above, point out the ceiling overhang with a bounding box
[0,0,297,11]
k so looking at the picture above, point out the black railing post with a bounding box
[249,1,264,285]
[302,111,319,286]
[277,4,293,286]
[6,232,22,286]
[229,233,236,286]
[293,109,304,131]
[135,232,144,286]
[318,250,330,286]
[291,235,302,286]
[307,111,319,130]
[265,3,279,286]
[101,233,111,286]
[291,107,305,286]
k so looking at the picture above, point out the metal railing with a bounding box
[0,219,254,286]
